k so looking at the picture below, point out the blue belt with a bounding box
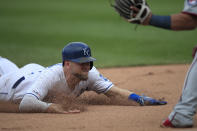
[12,76,25,89]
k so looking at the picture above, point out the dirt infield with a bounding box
[0,64,197,131]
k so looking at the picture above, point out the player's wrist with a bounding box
[149,15,171,29]
[142,13,152,25]
[128,93,143,105]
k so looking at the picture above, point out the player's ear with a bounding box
[63,61,67,67]
[64,61,70,67]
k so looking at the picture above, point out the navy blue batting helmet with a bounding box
[62,42,96,69]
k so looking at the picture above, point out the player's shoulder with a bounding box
[46,63,63,74]
[183,0,197,16]
[21,63,45,71]
[46,63,62,69]
[89,66,99,75]
[186,0,197,6]
[40,63,65,81]
[87,66,101,81]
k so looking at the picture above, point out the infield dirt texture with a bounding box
[1,64,197,131]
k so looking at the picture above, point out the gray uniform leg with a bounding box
[168,53,197,127]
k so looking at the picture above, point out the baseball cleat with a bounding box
[160,118,174,128]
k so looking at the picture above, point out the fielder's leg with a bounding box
[162,52,197,128]
[0,57,19,77]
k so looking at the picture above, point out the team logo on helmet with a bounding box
[83,48,90,56]
[188,0,197,6]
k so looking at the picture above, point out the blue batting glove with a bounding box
[129,93,167,106]
[139,95,167,106]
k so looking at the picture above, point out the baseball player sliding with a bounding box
[112,0,197,128]
[0,42,166,113]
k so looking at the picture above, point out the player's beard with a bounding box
[73,72,88,81]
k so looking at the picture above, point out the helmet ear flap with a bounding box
[90,61,93,70]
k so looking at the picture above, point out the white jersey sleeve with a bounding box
[87,67,114,94]
[183,0,197,15]
[25,63,64,100]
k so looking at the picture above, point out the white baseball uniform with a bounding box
[167,0,197,127]
[0,57,19,76]
[183,0,197,15]
[0,58,113,111]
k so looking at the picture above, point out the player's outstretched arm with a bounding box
[105,86,167,106]
[112,0,197,30]
[144,12,197,30]
[170,13,197,30]
[19,94,80,114]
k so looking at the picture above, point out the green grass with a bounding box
[0,0,197,68]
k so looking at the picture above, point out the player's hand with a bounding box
[130,6,152,25]
[138,95,167,106]
[112,0,151,24]
[46,104,80,114]
[192,45,197,58]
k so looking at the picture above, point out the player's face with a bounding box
[70,62,90,80]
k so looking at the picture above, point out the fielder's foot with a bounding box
[160,118,174,128]
[161,118,194,128]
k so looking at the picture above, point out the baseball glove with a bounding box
[111,0,151,24]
